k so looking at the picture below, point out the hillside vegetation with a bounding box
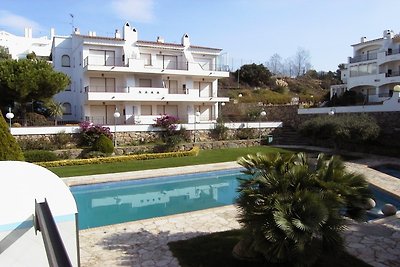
[219,64,341,106]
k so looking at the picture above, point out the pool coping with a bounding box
[63,161,242,187]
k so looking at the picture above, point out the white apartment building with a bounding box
[0,28,53,59]
[331,30,400,104]
[52,22,229,125]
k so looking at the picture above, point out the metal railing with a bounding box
[83,56,124,68]
[349,53,378,63]
[385,49,400,56]
[34,199,72,267]
[84,85,126,92]
[384,71,400,77]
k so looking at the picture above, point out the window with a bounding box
[141,105,152,115]
[89,50,115,66]
[65,84,71,91]
[141,53,152,66]
[62,103,72,115]
[139,79,152,87]
[61,55,70,67]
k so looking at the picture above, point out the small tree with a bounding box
[45,99,64,125]
[0,110,24,160]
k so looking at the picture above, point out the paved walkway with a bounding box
[67,153,400,267]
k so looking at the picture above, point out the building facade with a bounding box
[52,22,229,125]
[331,30,400,104]
[0,28,53,59]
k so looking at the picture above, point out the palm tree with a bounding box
[45,99,64,125]
[234,152,371,266]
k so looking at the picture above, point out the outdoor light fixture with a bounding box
[259,110,267,141]
[194,111,201,142]
[328,108,336,116]
[5,107,14,131]
[113,108,121,147]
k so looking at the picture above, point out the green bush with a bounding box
[0,110,24,160]
[299,114,380,148]
[51,131,75,149]
[18,137,55,151]
[210,123,228,140]
[236,128,257,140]
[92,134,114,154]
[24,150,58,162]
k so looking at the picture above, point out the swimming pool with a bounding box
[71,169,247,229]
[372,164,400,179]
[71,169,400,230]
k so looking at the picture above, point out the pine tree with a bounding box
[0,110,24,160]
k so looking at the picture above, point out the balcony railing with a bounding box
[83,56,124,68]
[384,71,400,77]
[385,49,400,56]
[84,85,126,92]
[349,53,378,63]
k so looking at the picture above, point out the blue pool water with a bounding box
[71,169,247,229]
[71,169,400,230]
[372,164,400,179]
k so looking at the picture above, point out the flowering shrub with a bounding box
[79,121,113,147]
[37,146,200,167]
[153,114,179,136]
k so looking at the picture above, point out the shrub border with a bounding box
[37,146,200,167]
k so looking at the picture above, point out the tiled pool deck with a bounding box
[64,151,400,267]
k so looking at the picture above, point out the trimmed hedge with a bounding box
[37,146,200,167]
[24,150,58,162]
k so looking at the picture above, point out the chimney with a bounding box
[50,28,55,38]
[24,27,32,38]
[74,28,80,35]
[182,33,190,47]
[157,36,164,43]
[360,36,366,43]
[115,29,121,38]
[92,31,96,37]
[24,27,29,38]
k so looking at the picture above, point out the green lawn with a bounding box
[168,229,372,267]
[50,146,289,177]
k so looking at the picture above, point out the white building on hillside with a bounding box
[331,29,400,105]
[0,28,54,59]
[52,22,229,124]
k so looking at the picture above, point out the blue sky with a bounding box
[1,0,400,72]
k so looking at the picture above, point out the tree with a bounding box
[0,110,24,160]
[266,53,283,75]
[0,46,11,60]
[235,64,272,87]
[293,47,311,77]
[234,152,371,266]
[45,99,64,125]
[0,59,70,125]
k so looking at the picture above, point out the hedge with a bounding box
[37,146,200,167]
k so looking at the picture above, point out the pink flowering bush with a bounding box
[153,115,180,137]
[79,121,113,147]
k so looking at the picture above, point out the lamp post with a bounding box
[259,110,266,143]
[5,107,14,132]
[194,111,200,142]
[219,102,225,121]
[113,108,120,147]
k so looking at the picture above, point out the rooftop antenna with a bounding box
[69,13,74,33]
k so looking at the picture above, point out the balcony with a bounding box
[82,56,229,77]
[84,86,229,103]
[349,53,377,63]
